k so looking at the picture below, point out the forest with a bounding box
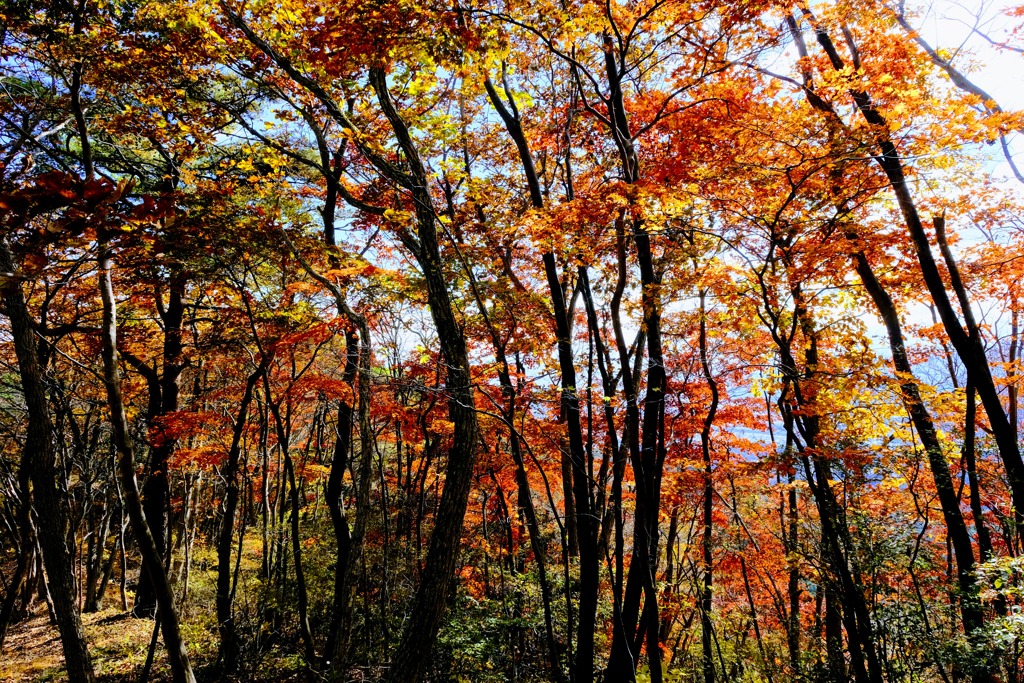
[1,0,1024,681]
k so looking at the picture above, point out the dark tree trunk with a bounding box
[285,449,315,662]
[823,586,845,681]
[599,31,669,682]
[91,518,120,613]
[540,250,599,683]
[698,291,718,683]
[0,461,32,650]
[324,328,362,670]
[849,239,988,652]
[444,198,564,680]
[605,211,645,683]
[216,356,269,673]
[97,242,196,683]
[800,10,1024,524]
[368,69,482,683]
[769,279,882,683]
[963,383,995,564]
[288,250,376,673]
[792,368,881,683]
[0,240,95,683]
[134,270,186,618]
[263,382,316,665]
[83,501,112,613]
[485,75,596,681]
[785,469,801,676]
[741,556,774,683]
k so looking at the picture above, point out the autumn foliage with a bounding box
[2,0,1024,682]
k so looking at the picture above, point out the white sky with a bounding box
[924,0,1024,177]
[924,1,1024,104]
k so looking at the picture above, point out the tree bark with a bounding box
[216,355,270,673]
[0,240,95,683]
[323,327,368,671]
[134,270,186,618]
[96,242,196,683]
[780,464,801,678]
[698,290,718,683]
[369,69,482,683]
[598,31,669,682]
[0,454,33,650]
[800,9,1024,524]
[963,383,995,564]
[849,237,988,653]
[485,75,596,680]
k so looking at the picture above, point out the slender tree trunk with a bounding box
[698,291,718,683]
[285,448,315,661]
[774,282,882,683]
[658,506,678,644]
[800,11,1024,522]
[606,211,643,681]
[0,240,95,682]
[260,407,272,580]
[324,329,359,670]
[92,518,120,613]
[741,556,775,683]
[97,241,196,683]
[543,253,599,683]
[823,585,844,681]
[804,454,876,683]
[369,69,482,683]
[0,463,32,650]
[599,33,669,681]
[284,234,377,673]
[485,76,596,681]
[963,383,995,563]
[332,319,374,670]
[849,238,988,654]
[135,271,186,618]
[262,383,316,665]
[783,468,801,676]
[452,229,563,679]
[216,356,269,672]
[84,500,112,613]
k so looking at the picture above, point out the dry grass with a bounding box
[1,589,176,683]
[1,541,316,682]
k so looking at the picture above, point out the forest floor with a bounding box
[2,599,173,682]
[2,592,315,682]
[1,549,308,683]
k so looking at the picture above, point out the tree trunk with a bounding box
[786,472,801,677]
[599,33,669,682]
[774,280,882,683]
[964,383,995,564]
[485,76,595,680]
[698,290,718,683]
[0,240,95,683]
[370,69,482,683]
[324,328,360,670]
[0,461,32,650]
[216,356,269,673]
[849,238,988,654]
[97,241,196,683]
[83,498,113,613]
[134,270,186,618]
[801,10,1024,524]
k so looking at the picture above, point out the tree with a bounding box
[2,1,1024,681]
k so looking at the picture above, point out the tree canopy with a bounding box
[2,1,1024,681]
